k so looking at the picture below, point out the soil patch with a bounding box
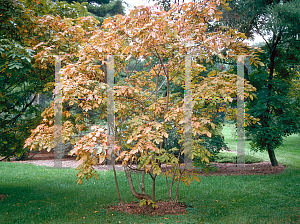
[108,201,187,216]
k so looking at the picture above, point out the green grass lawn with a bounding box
[0,163,299,223]
[0,123,299,223]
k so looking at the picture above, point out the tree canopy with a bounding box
[63,0,125,24]
[24,1,262,206]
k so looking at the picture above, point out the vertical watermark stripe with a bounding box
[106,55,115,168]
[236,55,245,168]
[53,56,63,168]
[184,55,193,167]
[185,54,247,169]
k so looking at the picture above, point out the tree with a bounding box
[221,0,300,166]
[0,0,89,161]
[63,0,125,24]
[25,1,262,209]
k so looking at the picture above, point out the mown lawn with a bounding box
[0,163,299,223]
[0,124,299,223]
[222,122,300,169]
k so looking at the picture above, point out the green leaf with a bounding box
[139,199,146,207]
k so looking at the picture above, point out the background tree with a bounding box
[0,0,89,161]
[220,0,300,166]
[63,0,125,24]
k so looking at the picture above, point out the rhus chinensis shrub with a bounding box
[25,0,262,208]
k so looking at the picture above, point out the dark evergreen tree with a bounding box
[63,0,125,24]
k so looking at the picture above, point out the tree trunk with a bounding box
[174,164,186,205]
[142,171,145,194]
[155,73,159,103]
[137,172,141,193]
[265,31,281,168]
[113,161,123,205]
[124,168,152,201]
[152,174,157,202]
[267,147,278,166]
[168,164,178,202]
[166,176,172,202]
[113,129,123,205]
[174,171,182,204]
[169,146,183,202]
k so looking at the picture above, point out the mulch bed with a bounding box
[108,201,187,216]
[181,161,286,176]
[108,162,286,216]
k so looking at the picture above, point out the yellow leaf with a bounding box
[257,61,264,67]
[79,154,87,164]
[99,154,106,164]
[122,46,130,55]
[204,157,209,163]
[179,119,185,125]
[64,111,71,118]
[206,131,212,138]
[217,53,224,60]
[238,33,247,39]
[162,132,169,138]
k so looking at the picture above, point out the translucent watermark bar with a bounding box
[53,56,63,168]
[184,55,193,167]
[236,55,245,168]
[106,55,115,168]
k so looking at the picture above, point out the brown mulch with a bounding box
[108,201,187,216]
[3,150,287,175]
[177,161,286,176]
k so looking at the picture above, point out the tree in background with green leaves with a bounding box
[220,0,300,166]
[0,0,89,161]
[63,0,125,24]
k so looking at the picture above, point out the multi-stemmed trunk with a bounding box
[165,146,186,207]
[124,167,153,201]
